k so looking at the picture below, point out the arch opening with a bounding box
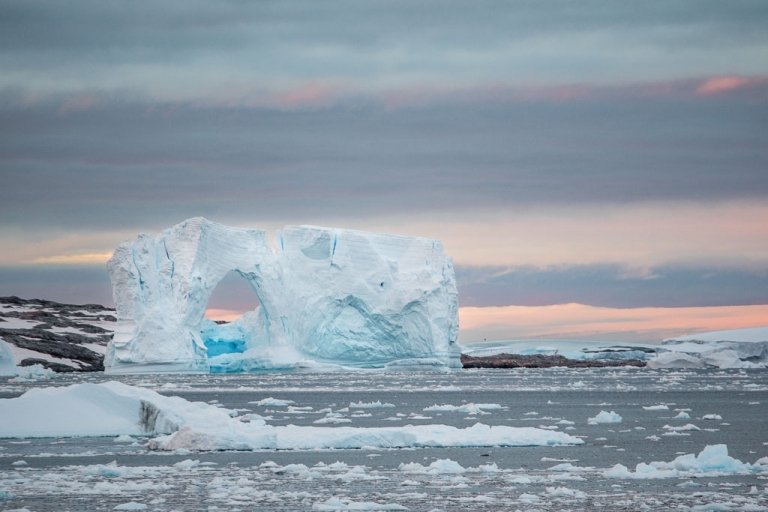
[201,270,263,360]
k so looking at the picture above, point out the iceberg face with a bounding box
[106,218,460,373]
[0,339,15,376]
[648,327,768,369]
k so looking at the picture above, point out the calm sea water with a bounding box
[1,368,767,511]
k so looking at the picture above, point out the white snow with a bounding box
[105,218,460,373]
[0,317,42,329]
[0,382,584,452]
[588,410,622,424]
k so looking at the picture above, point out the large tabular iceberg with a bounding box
[106,218,460,373]
[648,327,768,369]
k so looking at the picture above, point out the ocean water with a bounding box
[1,368,767,511]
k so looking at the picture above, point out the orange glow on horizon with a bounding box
[204,308,248,322]
[459,303,768,343]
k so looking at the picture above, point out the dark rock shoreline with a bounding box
[461,353,647,368]
[0,296,114,372]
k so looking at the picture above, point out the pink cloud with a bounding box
[273,83,338,108]
[458,303,768,343]
[57,95,102,116]
[695,76,765,96]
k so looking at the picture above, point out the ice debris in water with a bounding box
[604,444,767,479]
[349,400,395,409]
[312,497,408,511]
[423,403,504,415]
[105,218,460,373]
[588,410,622,424]
[249,397,295,407]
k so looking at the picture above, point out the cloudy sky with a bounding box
[1,0,767,342]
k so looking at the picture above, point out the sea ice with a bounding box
[423,403,504,415]
[0,382,584,452]
[106,218,460,373]
[604,444,766,479]
[588,410,622,424]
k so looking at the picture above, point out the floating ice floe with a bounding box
[604,444,768,479]
[349,400,395,409]
[588,410,622,424]
[0,382,583,452]
[642,405,669,411]
[423,403,504,415]
[249,397,295,407]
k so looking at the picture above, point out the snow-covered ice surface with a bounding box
[1,368,768,511]
[462,328,768,369]
[106,218,459,373]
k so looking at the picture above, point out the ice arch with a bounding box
[106,218,460,373]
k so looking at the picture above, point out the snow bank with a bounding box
[0,381,233,438]
[0,382,583,452]
[604,444,767,479]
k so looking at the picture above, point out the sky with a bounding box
[1,1,767,343]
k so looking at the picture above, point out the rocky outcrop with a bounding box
[0,296,114,372]
[461,353,646,369]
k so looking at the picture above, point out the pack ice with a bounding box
[106,218,460,373]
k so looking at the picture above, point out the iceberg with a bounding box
[106,218,460,373]
[0,338,15,376]
[648,327,768,369]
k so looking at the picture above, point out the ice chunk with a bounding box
[424,403,504,415]
[106,218,460,373]
[604,444,765,479]
[312,497,408,511]
[399,459,466,474]
[642,405,669,411]
[588,410,622,424]
[0,338,17,376]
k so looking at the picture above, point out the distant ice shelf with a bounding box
[461,328,768,370]
[106,218,460,373]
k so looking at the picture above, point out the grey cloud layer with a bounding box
[1,0,767,93]
[2,95,767,231]
[457,264,768,308]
